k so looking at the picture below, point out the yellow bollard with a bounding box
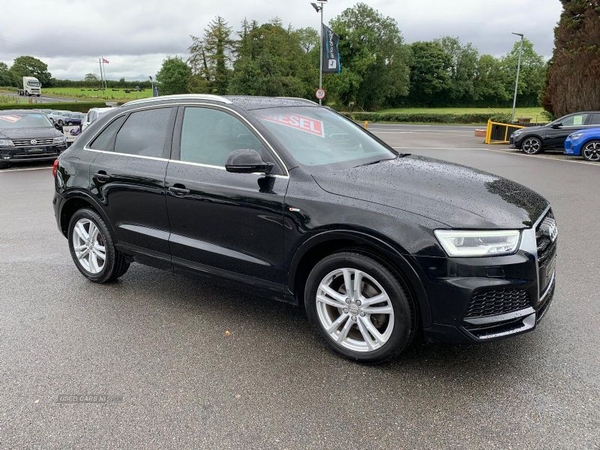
[364,121,368,130]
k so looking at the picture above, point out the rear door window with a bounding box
[589,113,600,125]
[114,107,174,158]
[89,115,126,151]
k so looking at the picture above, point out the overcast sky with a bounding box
[0,0,563,81]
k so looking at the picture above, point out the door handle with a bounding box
[168,184,190,196]
[94,171,110,183]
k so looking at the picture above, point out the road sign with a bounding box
[315,88,326,100]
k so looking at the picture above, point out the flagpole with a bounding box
[319,2,324,105]
[98,58,104,90]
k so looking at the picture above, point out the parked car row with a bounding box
[510,111,600,161]
[39,109,86,127]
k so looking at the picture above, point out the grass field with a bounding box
[42,87,153,102]
[377,107,548,122]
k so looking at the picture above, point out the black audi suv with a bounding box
[53,95,558,363]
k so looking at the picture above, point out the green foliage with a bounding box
[189,16,235,95]
[328,3,410,110]
[0,62,17,87]
[542,0,600,116]
[155,56,192,95]
[501,38,546,107]
[9,56,52,86]
[229,20,316,97]
[408,41,452,106]
[343,112,512,124]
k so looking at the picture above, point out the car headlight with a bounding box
[53,136,66,144]
[434,230,521,257]
[569,132,584,140]
[0,139,14,147]
[511,129,524,137]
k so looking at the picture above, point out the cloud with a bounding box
[0,0,562,80]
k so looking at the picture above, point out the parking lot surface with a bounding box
[1,125,599,449]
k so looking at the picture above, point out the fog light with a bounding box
[2,156,11,160]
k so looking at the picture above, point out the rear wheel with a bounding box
[305,252,415,363]
[582,140,600,162]
[68,209,129,283]
[521,137,543,154]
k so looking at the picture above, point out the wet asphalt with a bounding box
[0,125,599,449]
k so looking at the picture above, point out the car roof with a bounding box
[121,94,317,111]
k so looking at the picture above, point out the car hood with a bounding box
[311,155,549,229]
[0,127,61,139]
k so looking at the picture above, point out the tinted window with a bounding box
[180,107,266,166]
[89,115,126,150]
[114,108,173,158]
[252,107,396,167]
[560,114,588,127]
[589,113,600,125]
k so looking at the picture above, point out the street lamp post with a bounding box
[511,32,524,123]
[311,1,327,105]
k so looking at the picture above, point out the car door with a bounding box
[164,105,289,290]
[86,106,176,269]
[545,113,589,148]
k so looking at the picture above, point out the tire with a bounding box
[0,161,9,170]
[57,120,64,127]
[67,208,129,283]
[304,252,416,364]
[582,140,600,162]
[521,137,543,154]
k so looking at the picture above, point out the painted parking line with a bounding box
[0,166,52,173]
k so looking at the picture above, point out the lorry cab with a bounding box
[19,76,42,97]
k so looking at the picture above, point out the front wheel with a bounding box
[68,209,129,283]
[582,140,600,162]
[304,252,416,363]
[521,137,543,154]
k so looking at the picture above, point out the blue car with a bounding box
[565,128,600,161]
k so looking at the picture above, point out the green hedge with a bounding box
[0,101,107,113]
[342,112,511,124]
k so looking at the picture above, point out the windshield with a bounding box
[252,107,396,167]
[0,113,53,129]
[27,81,41,87]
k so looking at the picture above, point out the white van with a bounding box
[82,107,114,131]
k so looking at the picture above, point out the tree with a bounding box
[329,3,410,110]
[155,56,192,95]
[84,73,99,82]
[473,55,511,106]
[542,0,600,116]
[435,37,479,104]
[0,62,16,87]
[407,41,452,106]
[501,39,546,107]
[229,20,315,98]
[9,56,52,86]
[189,16,235,94]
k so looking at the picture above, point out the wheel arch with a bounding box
[288,230,432,328]
[59,192,114,239]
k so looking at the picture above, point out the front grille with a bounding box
[465,289,531,318]
[12,138,54,147]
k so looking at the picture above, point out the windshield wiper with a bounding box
[354,155,399,168]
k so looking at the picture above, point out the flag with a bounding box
[322,24,341,74]
[102,58,109,64]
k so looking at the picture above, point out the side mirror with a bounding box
[225,149,274,174]
[551,122,562,129]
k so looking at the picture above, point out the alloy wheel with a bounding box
[71,218,106,274]
[582,141,600,162]
[522,137,542,154]
[315,268,395,352]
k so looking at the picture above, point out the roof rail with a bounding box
[122,94,232,107]
[276,97,317,105]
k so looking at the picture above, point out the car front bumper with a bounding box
[0,144,67,164]
[418,209,557,344]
